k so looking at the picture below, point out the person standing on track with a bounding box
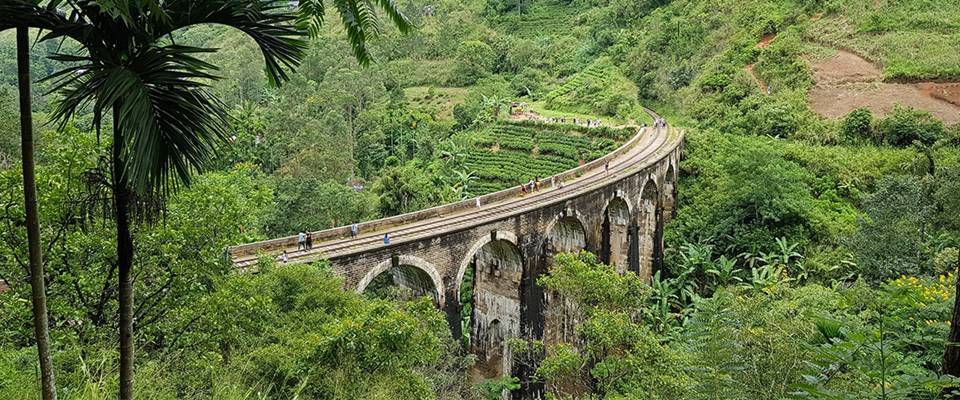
[383,233,391,245]
[605,160,610,174]
[305,232,313,250]
[351,222,359,238]
[281,250,289,264]
[297,231,306,251]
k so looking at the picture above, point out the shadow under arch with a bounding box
[600,195,633,272]
[356,255,445,306]
[544,212,588,255]
[663,161,678,223]
[455,231,524,381]
[638,177,662,280]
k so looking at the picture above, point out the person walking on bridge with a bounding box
[297,231,306,251]
[383,233,391,245]
[306,233,313,250]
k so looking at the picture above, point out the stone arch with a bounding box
[545,213,588,254]
[357,255,445,306]
[601,195,632,272]
[663,161,678,223]
[638,178,660,280]
[456,231,523,380]
[454,230,521,296]
[541,212,589,350]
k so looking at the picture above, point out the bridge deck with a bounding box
[230,122,682,268]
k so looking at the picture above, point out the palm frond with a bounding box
[45,45,228,193]
[0,1,77,35]
[325,0,412,65]
[160,0,307,85]
[296,0,326,37]
[371,0,412,34]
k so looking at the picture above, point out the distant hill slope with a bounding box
[544,57,640,118]
[458,121,629,194]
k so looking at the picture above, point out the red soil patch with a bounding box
[745,34,776,94]
[745,64,769,94]
[808,50,960,124]
[756,34,775,49]
[811,50,882,85]
[919,83,960,107]
[810,12,824,22]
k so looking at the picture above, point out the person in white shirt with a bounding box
[297,231,306,251]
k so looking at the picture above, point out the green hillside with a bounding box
[543,56,641,118]
[460,121,627,193]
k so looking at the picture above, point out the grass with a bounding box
[805,1,960,81]
[542,57,642,120]
[488,0,586,39]
[384,58,457,88]
[403,86,469,120]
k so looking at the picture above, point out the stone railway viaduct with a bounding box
[229,117,684,397]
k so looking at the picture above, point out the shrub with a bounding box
[510,67,548,98]
[848,176,934,282]
[451,40,496,86]
[840,107,875,143]
[876,105,945,147]
[544,57,640,117]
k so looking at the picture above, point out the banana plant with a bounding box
[706,255,743,287]
[768,237,803,268]
[747,264,791,292]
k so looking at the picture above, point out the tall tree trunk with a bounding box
[18,26,58,400]
[113,106,135,400]
[942,253,960,399]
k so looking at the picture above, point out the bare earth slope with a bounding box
[808,50,960,124]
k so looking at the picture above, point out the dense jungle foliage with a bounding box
[1,0,960,399]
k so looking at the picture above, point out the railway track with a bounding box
[230,110,680,268]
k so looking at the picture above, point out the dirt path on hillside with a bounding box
[745,34,776,94]
[808,49,960,124]
[745,64,768,94]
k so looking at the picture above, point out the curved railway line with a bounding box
[229,109,681,269]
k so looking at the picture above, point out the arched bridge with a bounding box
[229,117,684,387]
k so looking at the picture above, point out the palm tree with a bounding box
[2,1,410,399]
[15,24,57,400]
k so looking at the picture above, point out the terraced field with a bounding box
[543,57,640,117]
[461,121,627,194]
[490,0,582,38]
